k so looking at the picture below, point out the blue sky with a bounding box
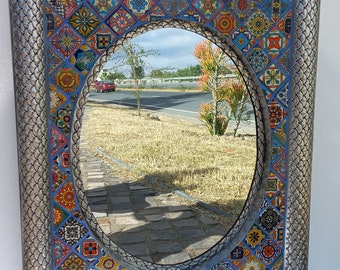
[105,28,206,74]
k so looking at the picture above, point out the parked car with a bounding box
[91,80,100,89]
[95,80,116,92]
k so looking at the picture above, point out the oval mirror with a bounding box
[78,28,257,265]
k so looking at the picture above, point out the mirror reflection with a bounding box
[79,28,256,264]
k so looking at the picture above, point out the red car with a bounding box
[95,80,116,93]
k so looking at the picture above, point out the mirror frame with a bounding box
[10,0,320,269]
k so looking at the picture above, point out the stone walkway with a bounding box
[79,141,230,265]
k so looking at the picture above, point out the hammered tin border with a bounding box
[10,0,320,269]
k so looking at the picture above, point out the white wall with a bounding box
[309,1,340,269]
[0,1,339,269]
[0,1,22,269]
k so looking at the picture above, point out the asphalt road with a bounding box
[88,89,211,119]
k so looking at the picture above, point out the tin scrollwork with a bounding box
[10,0,320,269]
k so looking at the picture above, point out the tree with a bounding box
[101,71,126,81]
[194,40,250,137]
[115,42,158,116]
[194,40,231,135]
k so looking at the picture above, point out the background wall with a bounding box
[0,1,22,269]
[0,1,338,269]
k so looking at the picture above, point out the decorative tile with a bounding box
[277,10,292,37]
[260,27,288,59]
[183,8,203,22]
[245,225,265,249]
[56,217,87,246]
[47,0,80,19]
[148,5,166,20]
[58,252,87,269]
[277,48,290,73]
[273,154,287,180]
[212,261,233,270]
[51,25,83,58]
[53,237,72,267]
[262,0,290,22]
[89,0,118,18]
[270,221,284,244]
[231,27,254,53]
[257,206,282,232]
[52,165,69,192]
[50,84,67,115]
[55,67,81,93]
[107,7,135,35]
[228,0,258,21]
[272,119,287,145]
[81,239,100,258]
[95,253,126,270]
[47,48,63,76]
[54,182,77,212]
[230,246,244,260]
[46,6,63,37]
[159,0,189,16]
[260,64,286,93]
[271,138,285,161]
[266,171,285,199]
[69,5,100,38]
[193,0,223,22]
[87,24,116,54]
[256,239,281,265]
[275,81,289,108]
[271,192,285,214]
[70,45,97,74]
[239,255,266,270]
[123,0,155,19]
[50,125,68,158]
[245,9,272,39]
[214,11,237,36]
[247,47,269,73]
[53,204,69,229]
[51,103,72,135]
[271,255,283,270]
[268,100,287,129]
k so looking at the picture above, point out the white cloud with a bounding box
[105,28,206,73]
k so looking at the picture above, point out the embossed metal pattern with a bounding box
[10,0,51,269]
[10,0,320,269]
[285,1,321,269]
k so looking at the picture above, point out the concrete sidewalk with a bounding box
[79,141,232,265]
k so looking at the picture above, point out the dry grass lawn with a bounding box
[81,103,256,218]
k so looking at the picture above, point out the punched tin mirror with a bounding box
[11,0,320,269]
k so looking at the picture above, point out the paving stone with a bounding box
[129,185,149,190]
[199,216,219,225]
[93,211,107,218]
[120,243,150,256]
[154,242,183,254]
[178,228,205,239]
[146,221,172,230]
[157,252,191,264]
[185,238,220,250]
[172,218,199,227]
[165,211,194,220]
[138,208,163,215]
[145,214,164,222]
[150,230,176,240]
[90,204,108,212]
[115,215,142,225]
[86,182,105,189]
[114,232,146,244]
[168,205,191,212]
[109,196,131,204]
[122,224,146,233]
